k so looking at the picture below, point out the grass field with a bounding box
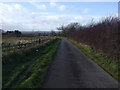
[2,38,61,88]
[2,36,50,44]
[70,39,119,81]
[2,36,55,57]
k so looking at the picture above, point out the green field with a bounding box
[2,38,61,88]
[2,36,50,44]
[2,36,56,57]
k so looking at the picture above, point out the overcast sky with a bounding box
[0,2,118,31]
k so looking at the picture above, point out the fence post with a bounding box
[39,39,41,44]
[8,43,10,53]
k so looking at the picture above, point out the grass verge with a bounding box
[3,38,61,88]
[70,39,119,81]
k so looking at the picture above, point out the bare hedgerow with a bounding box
[59,16,119,60]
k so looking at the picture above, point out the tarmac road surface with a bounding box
[42,38,119,88]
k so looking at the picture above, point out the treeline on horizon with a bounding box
[2,30,59,37]
[57,16,120,60]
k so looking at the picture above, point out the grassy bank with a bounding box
[70,39,119,81]
[3,38,61,88]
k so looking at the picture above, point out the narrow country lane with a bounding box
[42,38,118,88]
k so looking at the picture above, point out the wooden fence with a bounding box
[2,37,53,53]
